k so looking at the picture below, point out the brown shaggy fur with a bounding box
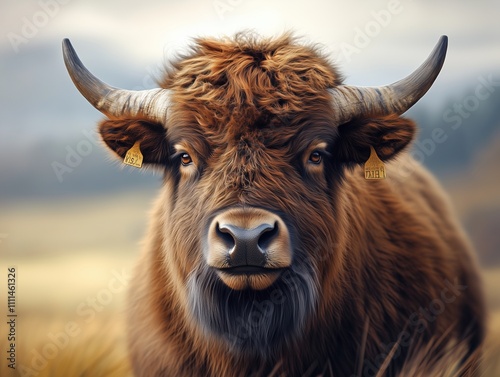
[95,33,485,376]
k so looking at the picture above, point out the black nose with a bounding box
[216,222,278,267]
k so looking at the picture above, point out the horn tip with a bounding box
[62,38,72,51]
[62,38,77,65]
[435,36,448,72]
[437,35,448,57]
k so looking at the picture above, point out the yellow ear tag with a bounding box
[364,146,386,180]
[123,141,143,168]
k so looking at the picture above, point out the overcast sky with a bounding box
[0,0,499,145]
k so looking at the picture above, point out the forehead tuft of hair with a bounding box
[160,32,343,120]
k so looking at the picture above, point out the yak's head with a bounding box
[63,33,447,355]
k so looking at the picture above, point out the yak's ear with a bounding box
[334,114,416,164]
[98,119,169,165]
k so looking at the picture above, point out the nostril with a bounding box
[216,222,236,250]
[258,222,278,251]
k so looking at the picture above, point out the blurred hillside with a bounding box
[444,132,500,266]
[1,73,500,195]
[407,78,500,266]
[408,74,500,176]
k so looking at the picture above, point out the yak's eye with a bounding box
[180,153,193,166]
[308,151,322,164]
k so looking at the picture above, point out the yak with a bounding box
[63,33,485,376]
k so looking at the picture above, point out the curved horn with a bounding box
[62,39,169,123]
[331,35,448,124]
